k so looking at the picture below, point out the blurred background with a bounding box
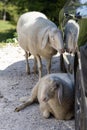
[0,0,66,46]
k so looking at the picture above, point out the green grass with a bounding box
[0,20,17,47]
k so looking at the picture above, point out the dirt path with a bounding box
[0,45,75,130]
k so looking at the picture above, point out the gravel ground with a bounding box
[0,45,75,130]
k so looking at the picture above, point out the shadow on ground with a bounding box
[0,54,75,130]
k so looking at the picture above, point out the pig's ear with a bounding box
[57,84,64,105]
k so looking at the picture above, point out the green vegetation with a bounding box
[0,20,17,47]
[0,0,66,47]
